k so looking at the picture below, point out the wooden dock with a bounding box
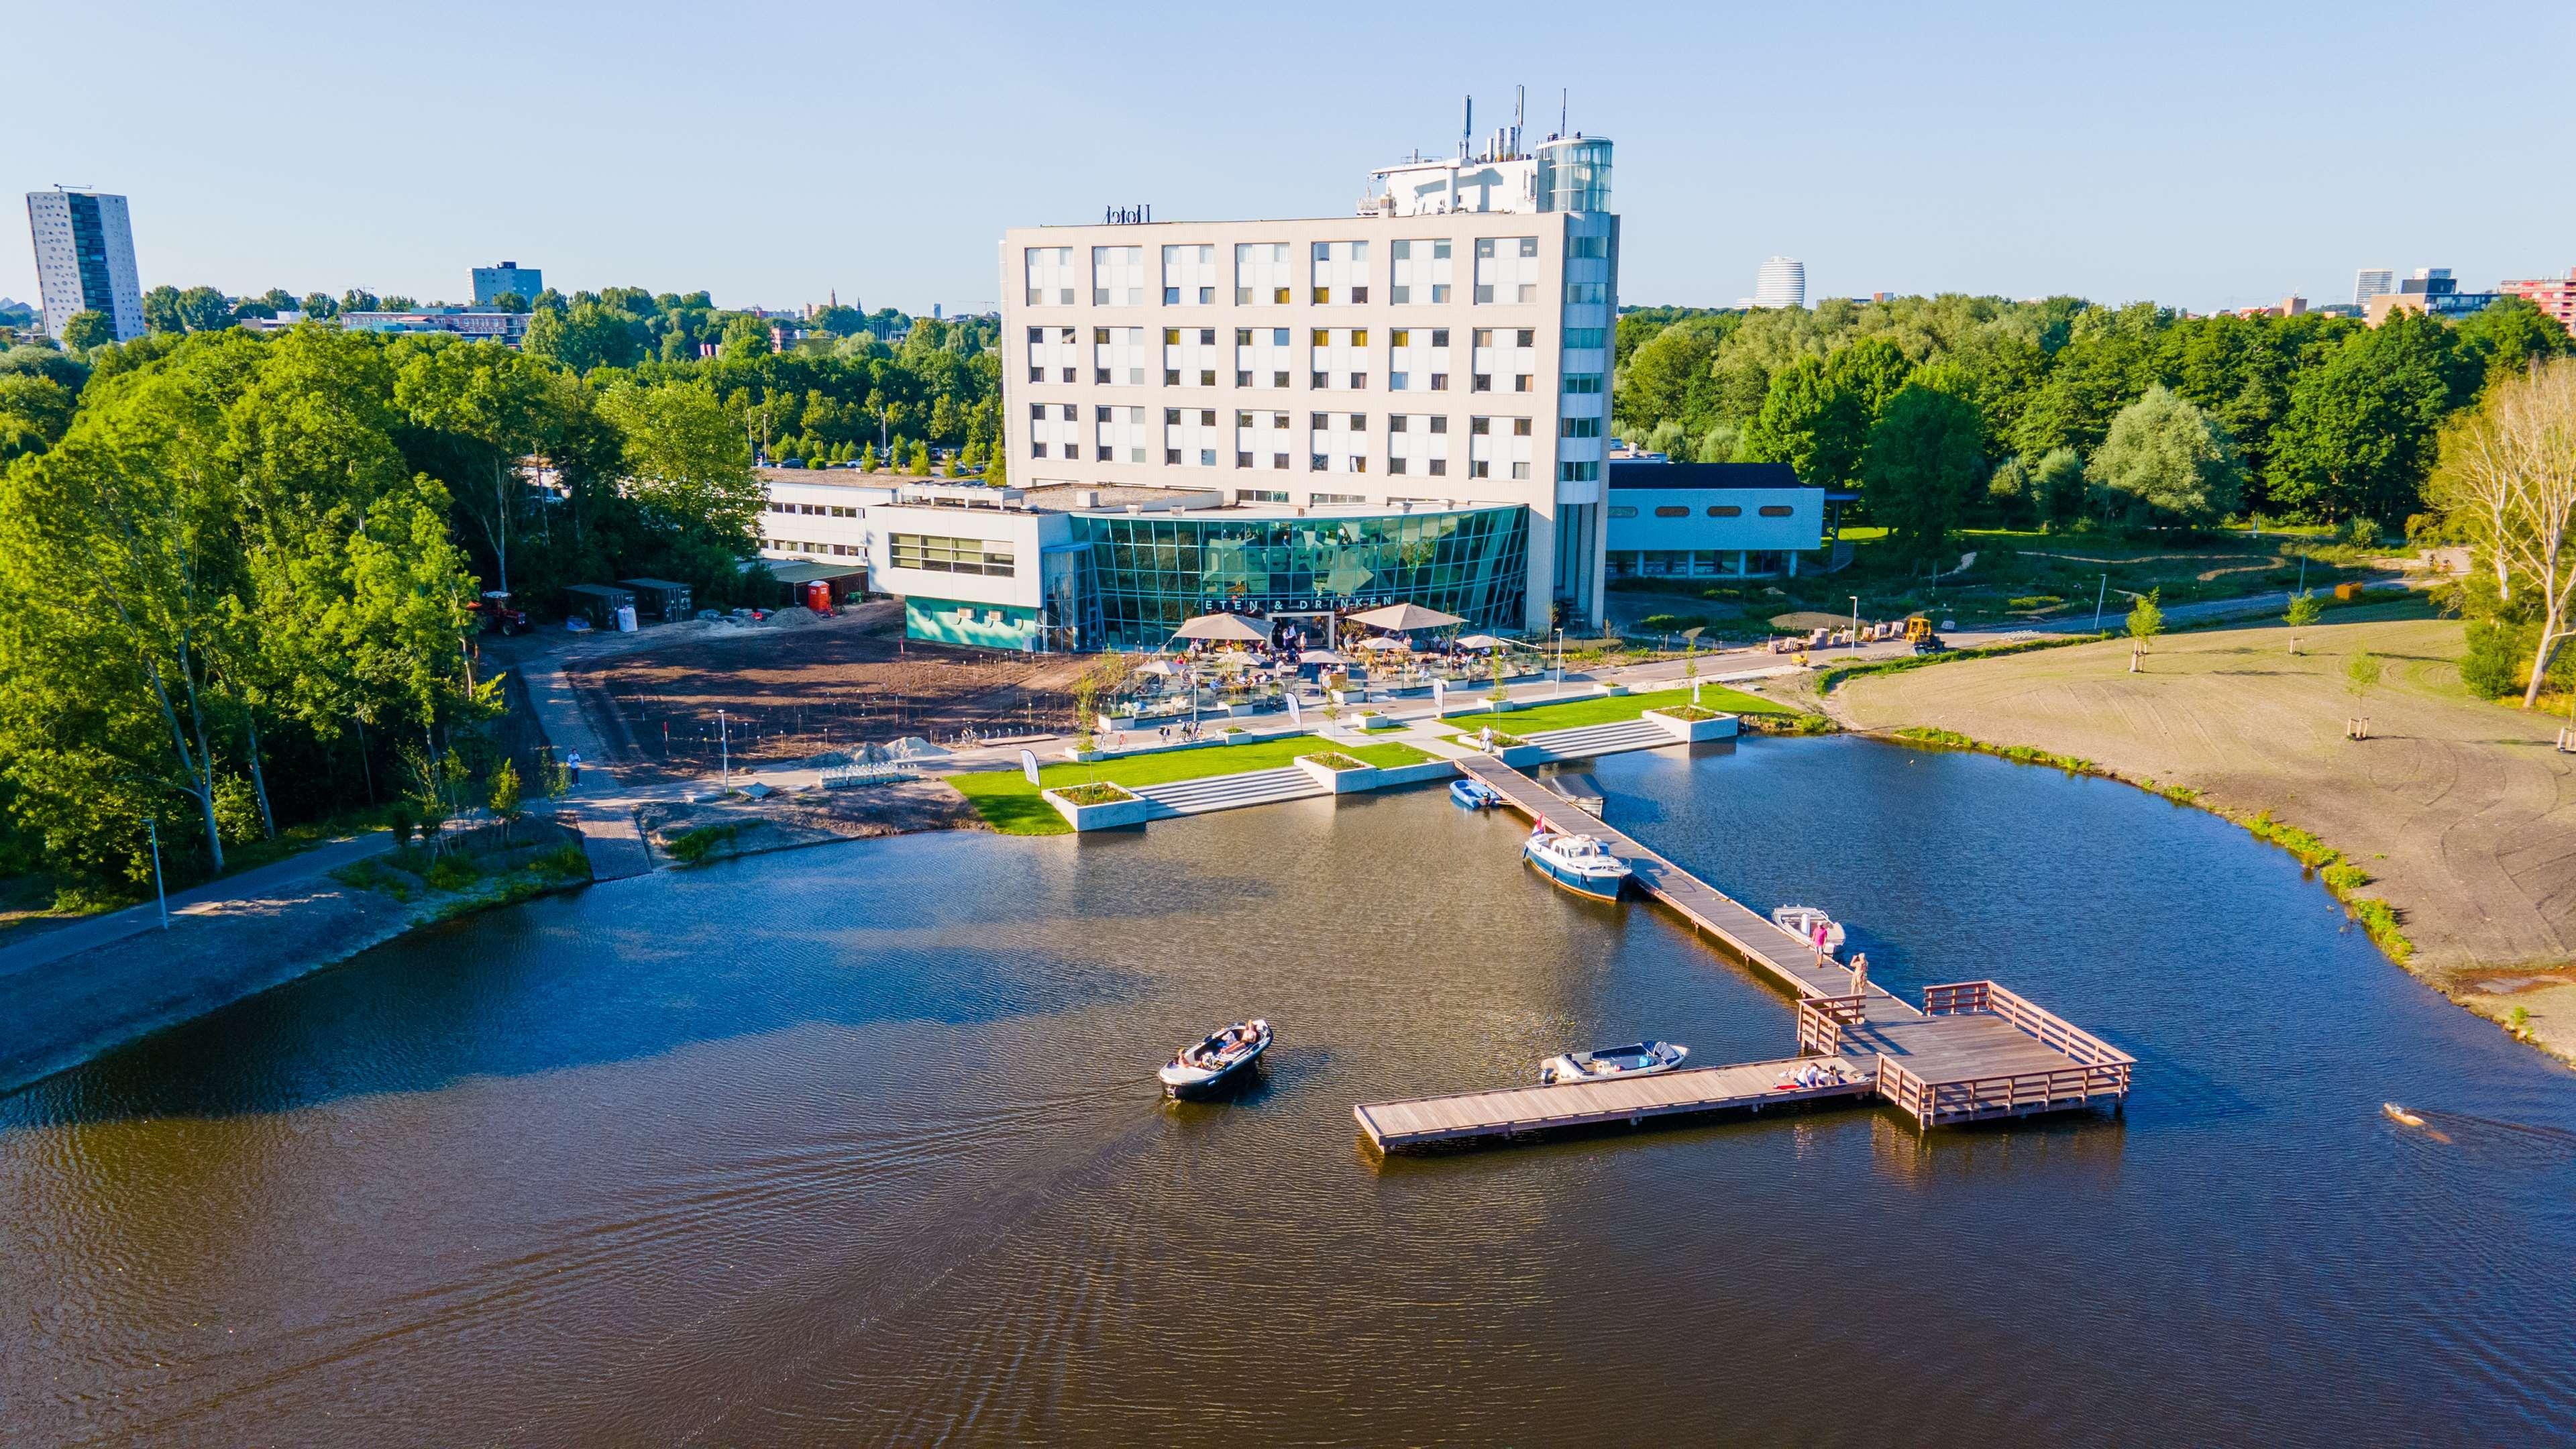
[1354,760,2135,1152]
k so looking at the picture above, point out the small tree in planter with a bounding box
[488,759,525,849]
[2346,648,2381,739]
[1486,651,1510,713]
[2284,590,2322,656]
[2127,588,2164,673]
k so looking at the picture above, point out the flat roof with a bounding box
[764,560,869,583]
[1608,460,1809,492]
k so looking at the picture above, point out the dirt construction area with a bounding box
[568,614,1085,781]
[1832,602,2576,1063]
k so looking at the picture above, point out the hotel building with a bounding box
[753,121,1822,652]
[24,188,145,342]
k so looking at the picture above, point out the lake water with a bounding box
[3,737,2572,1446]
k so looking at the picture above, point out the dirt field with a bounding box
[635,778,988,864]
[1833,602,2576,1063]
[569,621,1085,780]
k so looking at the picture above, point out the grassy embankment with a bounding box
[951,737,1438,835]
[330,836,593,917]
[1439,682,1796,739]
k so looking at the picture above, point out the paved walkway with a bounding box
[0,830,396,982]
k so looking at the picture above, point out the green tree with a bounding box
[0,373,76,462]
[488,291,531,315]
[487,757,523,845]
[1735,355,1867,486]
[176,286,235,333]
[2084,384,2243,528]
[1616,318,1725,437]
[2267,311,2463,523]
[60,311,115,352]
[907,439,932,474]
[142,285,186,335]
[339,288,380,314]
[2030,447,2088,527]
[2284,590,2321,655]
[394,343,551,596]
[720,315,774,360]
[1860,383,1986,564]
[2453,297,2574,396]
[525,301,644,374]
[299,292,338,319]
[596,379,764,542]
[2126,588,2164,671]
[2345,647,2381,733]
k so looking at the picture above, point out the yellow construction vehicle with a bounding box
[1904,614,1948,655]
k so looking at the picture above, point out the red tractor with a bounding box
[469,591,531,636]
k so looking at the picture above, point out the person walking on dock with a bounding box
[1847,951,1869,1005]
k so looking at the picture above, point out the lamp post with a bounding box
[2094,573,2108,631]
[1552,627,1564,696]
[1849,594,1860,650]
[146,817,168,931]
[718,708,730,790]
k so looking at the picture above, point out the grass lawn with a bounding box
[1445,682,1792,738]
[948,736,1439,834]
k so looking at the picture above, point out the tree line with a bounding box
[0,322,774,901]
[1614,294,2571,561]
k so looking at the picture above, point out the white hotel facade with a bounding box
[757,127,1824,651]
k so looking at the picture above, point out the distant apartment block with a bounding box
[471,261,543,306]
[2353,268,2394,308]
[1754,256,1805,309]
[337,307,531,343]
[2365,268,2500,326]
[24,188,144,341]
[2500,269,2576,335]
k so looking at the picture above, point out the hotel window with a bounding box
[1655,505,1689,518]
[1568,237,1608,259]
[1708,505,1743,517]
[1562,416,1601,437]
[1558,460,1601,482]
[889,533,1016,577]
[1564,327,1607,348]
[1022,246,1076,306]
[1091,325,1146,385]
[1472,236,1540,303]
[1161,243,1218,305]
[1311,492,1364,504]
[1759,504,1796,517]
[1091,245,1146,305]
[1238,488,1289,504]
[1235,242,1293,305]
[1563,374,1604,394]
[1311,240,1368,305]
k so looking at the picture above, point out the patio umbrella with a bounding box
[1453,634,1504,650]
[1134,659,1179,676]
[1347,602,1465,632]
[1356,635,1413,651]
[1297,648,1349,665]
[1170,612,1271,644]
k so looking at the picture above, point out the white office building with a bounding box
[24,188,145,341]
[996,119,1617,648]
[1754,256,1806,310]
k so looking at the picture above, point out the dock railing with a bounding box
[1795,994,1868,1056]
[1880,1058,2132,1128]
[1921,980,2135,1069]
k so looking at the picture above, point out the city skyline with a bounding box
[10,1,2574,318]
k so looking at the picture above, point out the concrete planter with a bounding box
[1375,759,1464,788]
[1352,712,1403,731]
[1042,784,1156,830]
[1295,755,1379,793]
[1644,707,1740,743]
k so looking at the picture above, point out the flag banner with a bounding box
[1020,748,1041,786]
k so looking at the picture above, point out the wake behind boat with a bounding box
[1538,1040,1688,1086]
[1523,820,1630,900]
[1159,1018,1271,1097]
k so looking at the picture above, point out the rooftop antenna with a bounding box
[1513,85,1525,156]
[1560,89,1568,137]
[1461,95,1472,162]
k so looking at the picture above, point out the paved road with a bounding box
[0,829,396,981]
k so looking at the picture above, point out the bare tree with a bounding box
[2493,362,2576,708]
[2432,400,2522,606]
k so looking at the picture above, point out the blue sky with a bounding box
[13,1,2572,317]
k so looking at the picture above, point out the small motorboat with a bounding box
[1158,1018,1271,1097]
[1523,824,1631,900]
[1540,1040,1688,1086]
[1772,904,1846,956]
[2383,1102,2425,1128]
[1451,777,1503,810]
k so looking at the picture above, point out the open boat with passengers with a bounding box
[1539,1040,1689,1086]
[1159,1019,1271,1098]
[1771,903,1845,957]
[1522,821,1631,900]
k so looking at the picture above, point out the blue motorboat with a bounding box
[1450,777,1503,810]
[1522,825,1631,900]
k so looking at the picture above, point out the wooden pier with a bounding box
[1353,760,2136,1152]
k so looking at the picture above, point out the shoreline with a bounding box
[1819,616,2576,1069]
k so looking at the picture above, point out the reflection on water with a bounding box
[3,737,2573,1446]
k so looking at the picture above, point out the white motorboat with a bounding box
[1158,1018,1271,1097]
[1523,825,1631,900]
[1772,904,1846,956]
[1539,1040,1689,1086]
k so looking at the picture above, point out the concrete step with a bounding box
[1523,718,1677,759]
[1134,766,1326,814]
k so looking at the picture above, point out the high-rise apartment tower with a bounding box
[25,188,144,341]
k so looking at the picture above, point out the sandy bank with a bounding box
[1832,605,2576,1065]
